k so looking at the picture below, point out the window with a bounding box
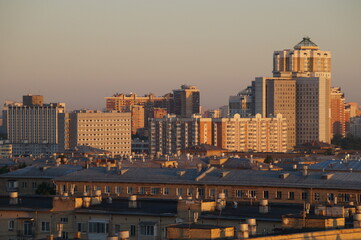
[236,190,243,198]
[140,225,154,236]
[209,189,215,197]
[186,188,192,196]
[314,193,320,201]
[327,193,334,201]
[22,182,27,188]
[60,218,68,223]
[85,185,91,193]
[115,186,121,194]
[8,220,14,231]
[105,186,111,194]
[339,193,350,202]
[176,188,182,196]
[198,188,205,197]
[163,188,169,195]
[263,191,269,199]
[41,222,50,232]
[127,186,133,194]
[77,223,86,233]
[130,225,136,236]
[151,187,160,195]
[288,192,295,200]
[62,231,68,239]
[250,190,256,198]
[302,192,308,201]
[139,187,145,195]
[276,191,282,199]
[89,222,109,233]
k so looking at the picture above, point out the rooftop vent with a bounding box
[177,171,186,176]
[220,171,230,178]
[119,169,128,175]
[322,173,334,180]
[279,173,290,179]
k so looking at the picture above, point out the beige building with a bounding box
[254,78,296,150]
[254,38,332,147]
[69,110,131,156]
[213,114,288,153]
[2,95,67,156]
[273,37,331,78]
[349,116,361,138]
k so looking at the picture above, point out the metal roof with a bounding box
[0,165,83,179]
[55,167,361,190]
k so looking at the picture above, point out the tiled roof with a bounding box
[294,37,318,49]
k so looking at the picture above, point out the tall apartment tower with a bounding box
[273,37,331,78]
[254,37,331,147]
[173,85,200,118]
[3,95,67,156]
[330,87,346,137]
[69,110,131,156]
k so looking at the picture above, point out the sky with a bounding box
[1,0,361,111]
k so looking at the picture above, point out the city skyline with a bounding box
[1,1,361,111]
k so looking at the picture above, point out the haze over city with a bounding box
[1,0,361,110]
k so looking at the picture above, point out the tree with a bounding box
[264,155,273,164]
[35,182,56,195]
[0,165,10,174]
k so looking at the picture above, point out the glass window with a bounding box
[8,220,15,231]
[276,191,282,199]
[263,191,269,199]
[288,192,295,200]
[140,225,154,236]
[89,222,109,234]
[41,222,50,232]
[130,225,136,236]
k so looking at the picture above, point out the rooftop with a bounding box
[294,37,319,50]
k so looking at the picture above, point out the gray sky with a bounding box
[1,0,360,111]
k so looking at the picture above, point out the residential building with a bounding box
[229,86,253,117]
[69,110,131,156]
[0,140,12,158]
[253,37,332,147]
[130,105,145,135]
[330,87,346,137]
[2,95,67,156]
[149,114,212,157]
[213,114,288,153]
[349,116,361,138]
[173,85,200,118]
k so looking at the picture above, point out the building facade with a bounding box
[149,114,212,156]
[173,85,200,118]
[2,95,67,156]
[213,114,287,153]
[330,87,346,137]
[69,110,131,156]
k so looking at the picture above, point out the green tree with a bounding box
[264,155,273,164]
[35,182,56,195]
[0,165,10,174]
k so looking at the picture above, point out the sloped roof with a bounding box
[294,37,319,50]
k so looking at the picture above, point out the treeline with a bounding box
[332,134,361,150]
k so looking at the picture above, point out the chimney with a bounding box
[259,199,269,214]
[247,218,257,236]
[9,192,18,205]
[237,224,249,239]
[197,163,202,172]
[129,195,137,208]
[302,165,308,176]
[106,162,111,171]
[117,161,122,170]
[118,230,130,240]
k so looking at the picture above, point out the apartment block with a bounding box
[149,114,212,156]
[213,114,287,153]
[330,87,346,137]
[173,85,200,118]
[349,116,361,138]
[69,110,131,156]
[2,95,67,156]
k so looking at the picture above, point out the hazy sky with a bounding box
[1,0,361,111]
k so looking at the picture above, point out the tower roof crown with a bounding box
[294,37,319,50]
